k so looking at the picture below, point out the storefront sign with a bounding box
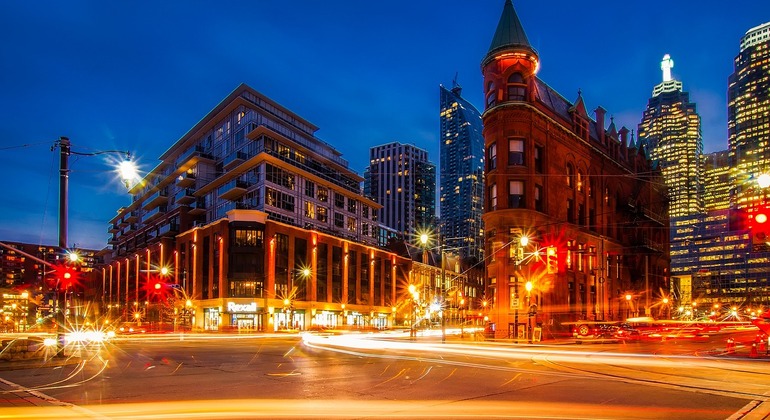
[227,302,257,313]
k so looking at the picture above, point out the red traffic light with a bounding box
[751,205,770,245]
[49,263,80,289]
[144,277,170,301]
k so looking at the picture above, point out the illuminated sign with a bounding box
[227,302,257,313]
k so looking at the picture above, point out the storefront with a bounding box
[226,301,264,331]
[203,307,220,331]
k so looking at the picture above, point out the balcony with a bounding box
[109,223,120,233]
[188,198,207,215]
[176,171,197,188]
[176,146,214,168]
[175,188,196,205]
[144,205,167,223]
[143,190,168,211]
[125,211,139,223]
[218,179,249,201]
[158,223,179,237]
[108,235,119,245]
[223,151,248,171]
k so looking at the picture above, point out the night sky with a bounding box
[1,0,768,251]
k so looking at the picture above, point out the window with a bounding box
[566,240,574,270]
[567,199,574,223]
[335,193,345,209]
[232,229,263,247]
[334,212,344,228]
[508,138,524,166]
[508,180,524,208]
[486,81,496,108]
[266,187,295,212]
[347,199,357,213]
[488,144,497,171]
[534,145,544,173]
[578,203,585,226]
[534,185,543,212]
[317,206,328,223]
[489,183,498,211]
[317,186,328,202]
[347,216,356,232]
[507,73,526,101]
[577,171,584,192]
[362,205,369,218]
[305,181,315,197]
[566,164,574,188]
[509,284,519,309]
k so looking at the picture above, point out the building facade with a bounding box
[364,142,436,238]
[481,0,670,339]
[677,21,770,313]
[106,84,404,331]
[637,54,704,219]
[439,83,485,262]
[729,21,770,209]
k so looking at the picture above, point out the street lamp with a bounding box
[625,293,633,319]
[54,136,136,353]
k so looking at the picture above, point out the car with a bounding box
[614,323,640,339]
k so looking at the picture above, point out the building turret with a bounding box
[481,0,539,110]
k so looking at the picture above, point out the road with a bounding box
[0,330,768,419]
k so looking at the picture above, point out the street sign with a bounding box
[511,298,520,309]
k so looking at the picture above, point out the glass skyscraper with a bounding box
[364,142,436,238]
[729,21,770,210]
[439,83,484,262]
[638,54,704,219]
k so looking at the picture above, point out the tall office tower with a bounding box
[439,82,485,262]
[637,54,704,219]
[703,151,731,211]
[482,0,668,338]
[729,21,770,209]
[364,142,436,238]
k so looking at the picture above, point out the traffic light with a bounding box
[49,263,80,289]
[546,246,558,274]
[751,205,770,245]
[146,278,169,300]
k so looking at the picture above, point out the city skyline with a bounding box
[1,0,769,250]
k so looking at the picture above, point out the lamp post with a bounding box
[54,136,135,353]
[625,293,632,319]
[408,284,417,339]
[514,235,529,340]
[525,281,533,343]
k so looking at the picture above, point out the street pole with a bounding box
[56,137,70,352]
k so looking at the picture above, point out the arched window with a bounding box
[486,81,497,108]
[507,73,526,101]
[566,164,574,188]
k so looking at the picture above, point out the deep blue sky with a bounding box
[1,0,768,251]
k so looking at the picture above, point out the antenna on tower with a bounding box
[451,72,462,96]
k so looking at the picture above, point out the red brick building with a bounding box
[482,1,669,339]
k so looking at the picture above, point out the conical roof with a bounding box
[482,0,537,67]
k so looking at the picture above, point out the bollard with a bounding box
[750,342,758,358]
[726,338,735,355]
